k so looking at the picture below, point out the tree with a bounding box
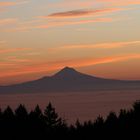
[0,108,2,119]
[94,116,104,127]
[75,119,82,130]
[34,105,42,117]
[0,108,2,127]
[15,104,28,120]
[3,106,14,120]
[133,101,140,114]
[44,102,64,128]
[105,112,118,131]
[29,105,43,120]
[106,112,118,124]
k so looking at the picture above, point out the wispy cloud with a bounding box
[45,54,140,68]
[48,41,140,52]
[0,53,140,78]
[0,1,126,32]
[0,18,17,26]
[6,56,31,63]
[0,62,16,67]
[1,18,43,32]
[37,6,122,30]
[0,47,31,54]
[1,0,138,32]
[47,0,95,9]
[46,8,120,19]
[0,40,6,44]
[4,26,31,32]
[1,17,112,32]
[46,0,140,12]
[0,1,29,7]
[48,0,140,9]
[0,2,17,7]
[98,0,140,6]
[0,1,29,14]
[37,18,112,29]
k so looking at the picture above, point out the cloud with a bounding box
[6,56,31,63]
[1,18,43,32]
[37,18,112,29]
[45,54,140,68]
[0,62,16,67]
[0,47,31,54]
[47,0,140,10]
[0,1,29,7]
[0,40,6,44]
[4,26,31,32]
[0,18,17,26]
[49,41,140,52]
[44,8,121,19]
[0,1,29,14]
[47,0,95,9]
[0,1,126,32]
[0,53,140,78]
[0,2,17,7]
[2,17,112,32]
[37,7,121,29]
[98,0,140,6]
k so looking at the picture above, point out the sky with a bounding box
[0,0,140,85]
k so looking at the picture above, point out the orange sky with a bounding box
[0,0,140,85]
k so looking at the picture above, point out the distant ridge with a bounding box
[0,67,140,94]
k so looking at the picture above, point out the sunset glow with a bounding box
[0,0,140,85]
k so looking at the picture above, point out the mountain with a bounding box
[0,67,140,94]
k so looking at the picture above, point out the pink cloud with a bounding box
[0,1,29,7]
[48,41,140,52]
[37,18,112,29]
[0,2,17,7]
[98,0,140,6]
[0,18,17,26]
[47,0,95,9]
[0,53,140,78]
[0,47,31,54]
[6,56,31,63]
[42,8,121,19]
[0,62,16,67]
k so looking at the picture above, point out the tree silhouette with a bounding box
[0,108,2,130]
[132,101,140,135]
[0,101,140,139]
[75,119,82,129]
[27,105,45,139]
[2,106,15,138]
[44,103,64,128]
[15,104,28,119]
[34,105,42,117]
[133,101,140,110]
[3,106,14,120]
[0,108,2,119]
[105,112,118,138]
[94,116,104,128]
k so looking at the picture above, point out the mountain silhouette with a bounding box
[0,67,140,94]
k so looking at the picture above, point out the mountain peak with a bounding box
[62,66,76,71]
[53,66,79,78]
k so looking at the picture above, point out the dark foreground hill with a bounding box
[0,67,140,94]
